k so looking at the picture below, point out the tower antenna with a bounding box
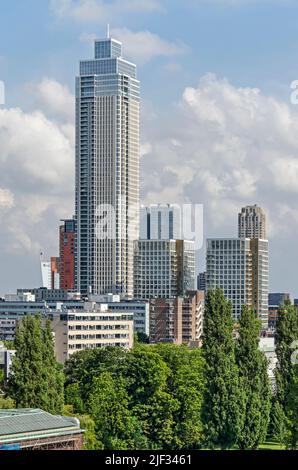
[107,24,110,38]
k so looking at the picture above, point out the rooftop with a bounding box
[0,409,82,443]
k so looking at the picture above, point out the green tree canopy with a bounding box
[275,301,298,405]
[8,315,64,414]
[201,288,245,449]
[236,306,271,449]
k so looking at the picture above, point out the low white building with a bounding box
[52,303,134,363]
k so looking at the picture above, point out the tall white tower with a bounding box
[76,36,140,297]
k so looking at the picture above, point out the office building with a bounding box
[76,36,140,297]
[134,240,195,300]
[89,293,149,336]
[140,204,181,240]
[206,238,269,327]
[16,288,81,302]
[0,294,84,342]
[60,219,76,291]
[52,303,134,363]
[238,204,266,239]
[197,272,206,292]
[268,293,290,330]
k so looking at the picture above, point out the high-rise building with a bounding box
[197,272,206,292]
[140,204,181,240]
[76,36,140,297]
[206,238,269,327]
[268,293,290,330]
[238,204,266,239]
[133,239,195,300]
[149,290,204,345]
[59,219,76,291]
[181,290,204,344]
[40,258,60,290]
[149,297,183,344]
[41,261,52,290]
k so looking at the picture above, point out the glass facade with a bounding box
[76,37,140,297]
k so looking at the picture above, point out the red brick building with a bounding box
[59,219,76,291]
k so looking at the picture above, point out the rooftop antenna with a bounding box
[107,24,110,38]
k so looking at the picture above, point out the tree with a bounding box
[87,371,147,450]
[275,301,298,406]
[236,306,271,449]
[0,396,15,409]
[125,345,179,449]
[64,346,128,398]
[63,405,100,450]
[284,366,298,449]
[65,382,85,415]
[153,344,205,449]
[125,345,170,406]
[41,319,64,413]
[201,289,245,449]
[8,315,64,414]
[269,400,287,444]
[135,332,150,344]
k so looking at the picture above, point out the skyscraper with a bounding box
[133,239,195,300]
[206,238,269,327]
[238,204,266,239]
[140,204,182,240]
[76,36,140,297]
[40,257,60,290]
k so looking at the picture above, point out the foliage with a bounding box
[275,301,298,405]
[135,332,150,344]
[236,306,271,449]
[0,396,15,409]
[62,405,100,450]
[269,399,287,444]
[201,289,245,449]
[8,315,64,414]
[284,366,298,449]
[153,344,205,449]
[64,343,205,450]
[87,372,147,450]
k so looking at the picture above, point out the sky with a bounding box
[1,0,298,297]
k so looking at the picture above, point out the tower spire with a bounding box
[107,24,110,38]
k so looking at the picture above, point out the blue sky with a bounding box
[2,0,298,106]
[1,0,298,297]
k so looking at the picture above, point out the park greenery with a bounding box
[1,289,298,450]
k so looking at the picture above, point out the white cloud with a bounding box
[0,78,75,259]
[111,28,188,65]
[141,73,298,252]
[29,78,75,123]
[50,0,163,21]
[80,28,188,65]
[0,188,14,209]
